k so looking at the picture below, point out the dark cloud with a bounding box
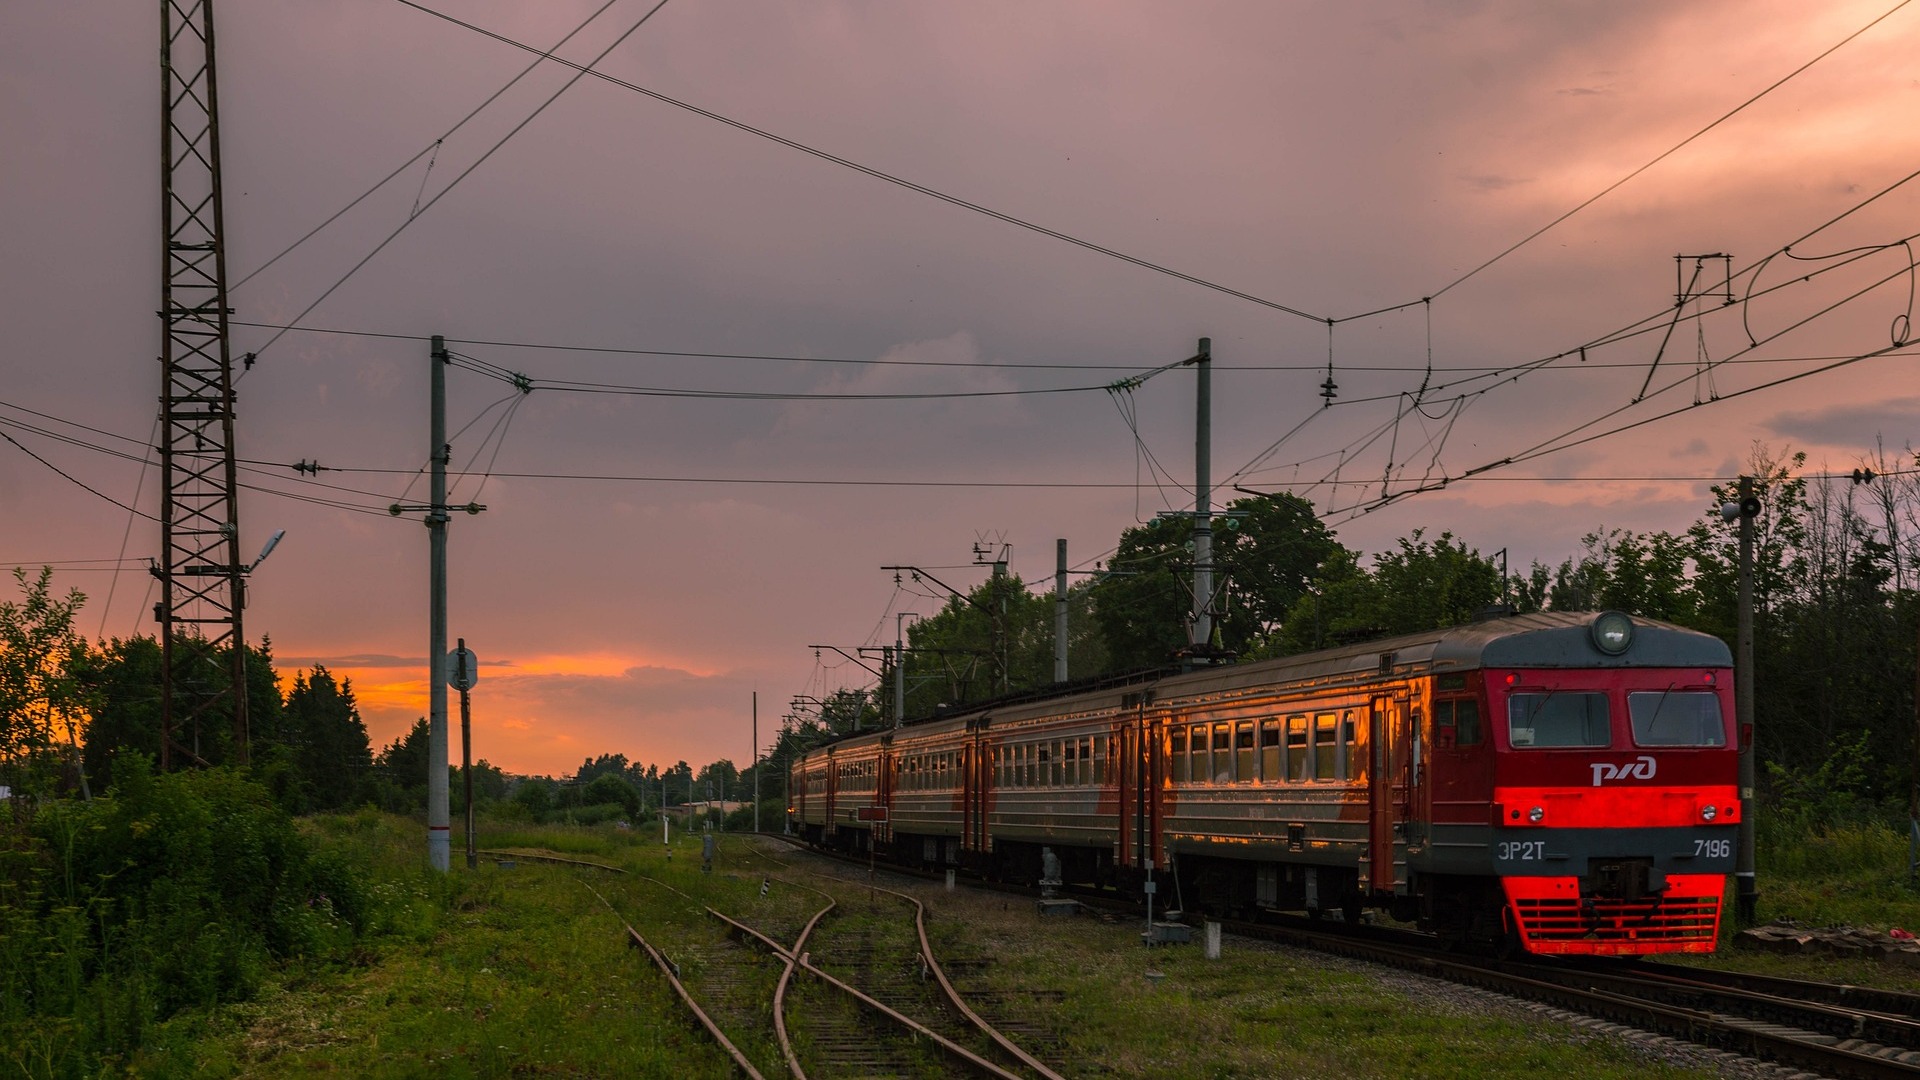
[1767,400,1920,450]
[1462,174,1534,191]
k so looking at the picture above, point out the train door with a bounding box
[1145,712,1166,869]
[876,739,895,848]
[962,720,992,863]
[1117,716,1140,869]
[824,749,839,840]
[1116,692,1159,871]
[1368,696,1413,894]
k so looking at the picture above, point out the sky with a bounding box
[3,1,1917,777]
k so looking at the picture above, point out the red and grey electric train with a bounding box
[790,611,1738,956]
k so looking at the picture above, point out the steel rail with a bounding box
[576,878,766,1080]
[1220,916,1920,1080]
[711,898,1031,1079]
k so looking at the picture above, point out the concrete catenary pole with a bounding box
[895,612,909,726]
[1055,538,1069,683]
[427,336,451,873]
[1191,337,1213,656]
[1735,475,1758,922]
[752,691,759,835]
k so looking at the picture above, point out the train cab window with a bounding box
[1314,714,1338,779]
[1508,691,1610,748]
[1212,724,1233,783]
[1235,722,1255,782]
[1287,716,1309,780]
[1628,691,1727,747]
[1260,719,1281,781]
[1340,712,1361,781]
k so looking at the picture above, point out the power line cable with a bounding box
[229,319,1907,374]
[245,0,675,369]
[394,0,1328,323]
[1418,0,1916,305]
[234,0,624,291]
[98,418,159,640]
[0,429,158,522]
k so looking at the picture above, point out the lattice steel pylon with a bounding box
[156,0,248,769]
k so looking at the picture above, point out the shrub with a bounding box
[0,757,370,1076]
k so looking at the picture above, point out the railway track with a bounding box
[489,842,1065,1078]
[759,836,1920,1078]
[1215,912,1920,1080]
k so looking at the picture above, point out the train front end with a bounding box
[1481,612,1738,956]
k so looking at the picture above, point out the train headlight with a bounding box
[1701,805,1718,821]
[1528,806,1545,824]
[1591,611,1634,655]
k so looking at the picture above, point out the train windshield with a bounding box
[1507,691,1610,748]
[1628,690,1727,747]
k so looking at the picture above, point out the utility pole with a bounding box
[427,340,450,872]
[156,0,250,770]
[895,613,913,725]
[1192,338,1213,656]
[1720,478,1760,921]
[1055,539,1069,683]
[390,337,485,871]
[1734,475,1758,923]
[752,691,759,834]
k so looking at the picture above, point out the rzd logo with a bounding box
[1590,755,1656,786]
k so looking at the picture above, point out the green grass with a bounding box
[1672,817,1920,988]
[919,880,1722,1079]
[81,813,1920,1076]
[115,813,739,1078]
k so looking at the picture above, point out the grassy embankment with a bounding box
[71,811,1920,1078]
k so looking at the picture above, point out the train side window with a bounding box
[1314,714,1337,779]
[1340,712,1360,781]
[1052,741,1065,786]
[1628,691,1726,747]
[1508,691,1610,747]
[1185,724,1202,782]
[1093,735,1108,784]
[1170,728,1189,782]
[1038,744,1052,787]
[1080,738,1094,784]
[1260,719,1281,781]
[1063,740,1077,785]
[1211,724,1233,783]
[1288,716,1309,780]
[1235,721,1255,782]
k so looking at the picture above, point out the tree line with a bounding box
[4,440,1916,825]
[804,443,1920,822]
